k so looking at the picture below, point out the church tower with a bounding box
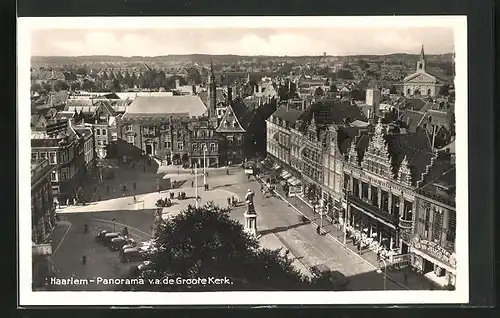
[208,60,217,118]
[416,45,426,73]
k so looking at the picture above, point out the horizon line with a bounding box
[32,52,454,59]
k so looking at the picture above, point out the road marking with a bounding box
[255,175,409,290]
[88,216,152,238]
[51,221,72,258]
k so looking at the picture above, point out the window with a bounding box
[432,208,443,242]
[60,168,69,180]
[31,152,38,160]
[127,135,134,144]
[40,152,48,159]
[224,121,229,128]
[49,152,57,164]
[192,143,198,151]
[177,142,184,150]
[164,141,171,149]
[102,129,107,136]
[446,212,456,242]
[227,135,233,145]
[96,129,101,136]
[361,182,369,199]
[51,170,57,181]
[210,143,216,152]
[97,140,102,146]
[126,124,133,131]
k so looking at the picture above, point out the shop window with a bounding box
[371,186,379,206]
[361,182,369,200]
[446,212,456,242]
[352,178,359,197]
[381,190,389,212]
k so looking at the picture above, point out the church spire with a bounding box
[417,45,426,72]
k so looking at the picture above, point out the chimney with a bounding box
[227,86,233,104]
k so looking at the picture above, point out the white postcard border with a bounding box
[18,15,468,306]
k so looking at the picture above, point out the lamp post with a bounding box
[203,145,207,188]
[194,163,199,208]
[376,258,388,290]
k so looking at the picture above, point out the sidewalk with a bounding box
[258,177,439,290]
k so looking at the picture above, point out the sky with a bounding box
[31,27,455,57]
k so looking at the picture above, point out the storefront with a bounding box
[346,204,400,260]
[287,177,302,196]
[410,235,457,287]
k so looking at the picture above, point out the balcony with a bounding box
[347,194,398,224]
[399,217,413,230]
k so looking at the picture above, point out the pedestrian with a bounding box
[133,182,136,190]
[404,272,408,285]
[226,168,229,175]
[377,251,381,262]
[284,249,290,258]
[316,225,321,235]
[227,197,231,206]
[133,196,137,204]
[82,255,87,265]
[191,180,194,188]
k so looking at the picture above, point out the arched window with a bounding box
[407,88,411,95]
[419,63,423,70]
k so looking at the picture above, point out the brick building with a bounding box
[31,158,56,243]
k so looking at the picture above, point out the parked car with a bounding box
[95,230,108,242]
[120,247,145,263]
[102,232,121,246]
[310,264,351,291]
[109,237,135,251]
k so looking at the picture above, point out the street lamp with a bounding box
[194,163,199,208]
[203,145,207,188]
[376,258,388,290]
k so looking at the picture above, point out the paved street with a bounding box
[47,162,435,291]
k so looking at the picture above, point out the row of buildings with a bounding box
[265,82,456,288]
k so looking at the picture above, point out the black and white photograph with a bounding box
[18,16,468,305]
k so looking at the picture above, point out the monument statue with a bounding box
[245,189,256,214]
[243,189,258,237]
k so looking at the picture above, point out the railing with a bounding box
[399,217,413,230]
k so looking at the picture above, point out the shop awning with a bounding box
[280,171,292,179]
[288,177,302,186]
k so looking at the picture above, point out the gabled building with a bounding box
[215,95,253,165]
[343,119,436,260]
[411,148,456,288]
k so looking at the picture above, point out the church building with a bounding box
[403,46,444,97]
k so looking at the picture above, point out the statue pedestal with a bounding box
[244,212,258,237]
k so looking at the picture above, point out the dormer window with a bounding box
[224,121,229,128]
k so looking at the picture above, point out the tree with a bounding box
[31,83,41,92]
[336,69,354,80]
[53,80,69,92]
[314,87,324,97]
[127,204,344,292]
[389,85,398,94]
[42,82,52,92]
[439,84,450,96]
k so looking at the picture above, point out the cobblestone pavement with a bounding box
[266,180,440,290]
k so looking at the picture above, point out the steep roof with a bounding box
[308,100,367,126]
[271,106,307,124]
[417,156,456,207]
[216,104,246,133]
[384,131,434,185]
[123,96,207,118]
